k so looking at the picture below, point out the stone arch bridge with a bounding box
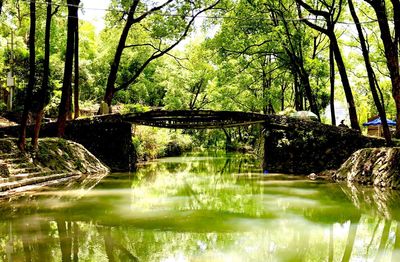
[0,110,384,173]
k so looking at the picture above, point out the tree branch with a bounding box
[124,43,160,51]
[296,1,329,35]
[222,39,271,56]
[132,0,174,23]
[116,0,221,92]
[296,0,330,18]
[51,5,60,16]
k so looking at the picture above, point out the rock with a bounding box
[99,101,109,115]
[33,138,110,174]
[308,170,335,180]
[308,173,317,180]
[333,147,400,189]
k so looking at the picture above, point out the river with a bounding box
[0,151,399,261]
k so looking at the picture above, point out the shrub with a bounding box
[132,126,193,161]
[121,104,150,114]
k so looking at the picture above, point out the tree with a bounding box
[348,0,391,144]
[266,0,322,119]
[57,0,80,137]
[329,42,336,126]
[162,39,216,111]
[74,20,79,119]
[101,0,221,112]
[363,0,400,137]
[31,0,59,150]
[18,0,36,151]
[208,0,329,115]
[296,0,361,130]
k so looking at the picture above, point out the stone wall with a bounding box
[334,147,400,188]
[0,119,135,171]
[263,117,385,174]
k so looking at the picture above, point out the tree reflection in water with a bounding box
[0,152,400,261]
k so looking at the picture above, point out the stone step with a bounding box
[0,172,77,192]
[0,153,25,159]
[9,167,42,175]
[0,174,82,198]
[7,162,35,169]
[1,158,30,164]
[8,171,57,182]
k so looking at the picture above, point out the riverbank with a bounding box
[0,138,109,198]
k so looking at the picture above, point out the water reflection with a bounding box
[1,152,400,261]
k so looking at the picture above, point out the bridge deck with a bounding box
[95,110,272,129]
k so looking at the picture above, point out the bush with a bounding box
[121,104,150,114]
[132,126,193,161]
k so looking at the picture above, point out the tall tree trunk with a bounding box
[32,0,55,150]
[329,34,360,130]
[296,0,359,130]
[366,0,400,138]
[294,73,303,111]
[0,0,3,15]
[57,0,79,137]
[329,42,336,126]
[299,66,320,120]
[281,83,286,111]
[18,1,36,151]
[74,22,79,119]
[349,0,392,144]
[103,6,135,111]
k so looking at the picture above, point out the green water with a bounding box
[1,152,400,261]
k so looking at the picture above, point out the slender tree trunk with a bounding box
[366,0,400,137]
[299,67,320,120]
[0,0,3,15]
[329,34,360,130]
[281,82,287,111]
[296,0,359,129]
[18,1,36,151]
[57,0,79,137]
[32,111,44,149]
[349,0,392,144]
[101,0,216,110]
[74,22,79,119]
[32,0,54,150]
[294,73,303,111]
[103,8,134,110]
[329,42,336,126]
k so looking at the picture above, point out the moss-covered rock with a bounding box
[33,138,109,174]
[333,147,400,188]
